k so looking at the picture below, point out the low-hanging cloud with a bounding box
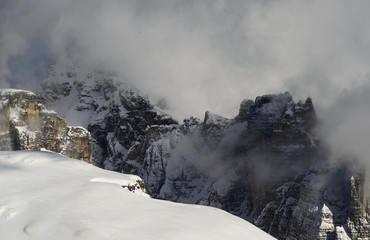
[318,80,370,166]
[1,0,370,164]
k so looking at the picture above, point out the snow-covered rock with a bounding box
[256,159,370,239]
[0,151,275,240]
[39,64,177,172]
[38,66,323,239]
[41,64,370,240]
[139,92,320,226]
[0,89,92,163]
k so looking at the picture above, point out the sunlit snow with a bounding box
[0,151,275,240]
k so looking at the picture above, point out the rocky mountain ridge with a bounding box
[38,64,177,172]
[3,64,370,239]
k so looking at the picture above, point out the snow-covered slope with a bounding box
[0,151,275,240]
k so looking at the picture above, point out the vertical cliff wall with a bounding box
[0,89,92,163]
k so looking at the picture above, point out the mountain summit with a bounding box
[1,65,369,239]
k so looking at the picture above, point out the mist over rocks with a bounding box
[254,160,370,239]
[38,64,178,173]
[36,67,327,238]
[3,0,370,120]
[1,1,370,238]
[1,64,369,239]
[3,73,370,238]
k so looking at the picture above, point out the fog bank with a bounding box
[1,0,370,164]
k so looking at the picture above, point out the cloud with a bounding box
[317,79,370,167]
[1,1,370,139]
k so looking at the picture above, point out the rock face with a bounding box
[0,89,92,163]
[39,64,177,172]
[142,92,320,222]
[39,68,316,220]
[37,65,370,239]
[255,160,370,240]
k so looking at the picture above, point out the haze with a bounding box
[1,0,370,164]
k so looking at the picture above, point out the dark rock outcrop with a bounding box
[136,92,320,223]
[254,160,370,239]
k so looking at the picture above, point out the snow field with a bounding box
[0,151,275,240]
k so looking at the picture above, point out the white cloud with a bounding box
[1,0,370,163]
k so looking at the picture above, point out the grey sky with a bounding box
[1,1,370,125]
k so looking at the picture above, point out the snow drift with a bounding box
[0,151,275,240]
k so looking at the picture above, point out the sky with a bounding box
[1,0,370,162]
